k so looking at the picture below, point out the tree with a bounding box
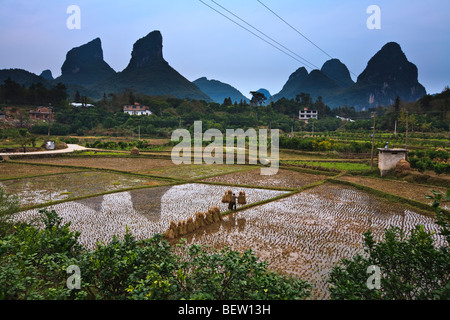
[0,209,84,299]
[125,238,311,300]
[295,93,313,108]
[250,91,267,106]
[49,82,68,107]
[223,97,233,106]
[74,91,81,103]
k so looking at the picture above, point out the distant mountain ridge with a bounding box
[92,31,211,101]
[0,68,51,87]
[272,42,426,109]
[55,38,116,87]
[0,38,427,108]
[193,77,249,104]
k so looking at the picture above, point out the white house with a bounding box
[71,102,94,108]
[123,102,152,116]
[336,116,355,122]
[299,108,318,121]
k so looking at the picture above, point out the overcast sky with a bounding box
[1,0,449,98]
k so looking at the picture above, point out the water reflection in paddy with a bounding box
[14,183,287,249]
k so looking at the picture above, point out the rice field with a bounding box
[180,184,445,299]
[139,163,255,180]
[13,183,288,249]
[282,160,372,172]
[0,171,167,207]
[18,157,176,173]
[338,175,450,209]
[0,162,82,179]
[201,168,328,188]
[5,156,447,300]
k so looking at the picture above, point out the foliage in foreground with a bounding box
[0,209,310,300]
[328,190,450,300]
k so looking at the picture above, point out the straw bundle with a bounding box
[238,191,247,205]
[163,207,223,239]
[222,190,234,203]
[130,146,140,155]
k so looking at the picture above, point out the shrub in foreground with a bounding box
[0,209,311,300]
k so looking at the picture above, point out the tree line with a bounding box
[0,77,67,107]
[1,78,449,138]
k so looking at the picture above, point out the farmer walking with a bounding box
[223,190,245,211]
[229,193,237,211]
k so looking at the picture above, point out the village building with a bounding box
[377,148,408,176]
[123,102,152,116]
[336,115,355,122]
[71,102,95,108]
[299,108,318,121]
[29,106,54,121]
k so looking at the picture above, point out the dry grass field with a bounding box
[0,162,82,179]
[338,175,450,209]
[18,157,176,173]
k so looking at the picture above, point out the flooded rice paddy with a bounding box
[8,162,446,300]
[13,183,287,249]
[0,171,166,207]
[201,168,328,188]
[180,184,445,299]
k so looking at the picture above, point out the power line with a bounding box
[209,0,318,70]
[200,0,353,89]
[257,0,333,59]
[257,0,359,78]
[198,0,314,68]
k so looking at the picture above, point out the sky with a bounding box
[0,0,449,99]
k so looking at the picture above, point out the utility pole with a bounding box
[394,120,397,135]
[370,112,376,170]
[47,103,51,140]
[405,111,409,149]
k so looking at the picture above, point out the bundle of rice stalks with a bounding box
[164,220,178,239]
[222,192,229,203]
[238,191,247,205]
[164,207,222,239]
[395,159,411,173]
[130,146,140,155]
[222,190,233,203]
[194,212,206,228]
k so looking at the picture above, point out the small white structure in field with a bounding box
[378,148,408,176]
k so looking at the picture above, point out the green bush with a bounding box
[408,149,449,174]
[0,209,83,299]
[0,210,311,300]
